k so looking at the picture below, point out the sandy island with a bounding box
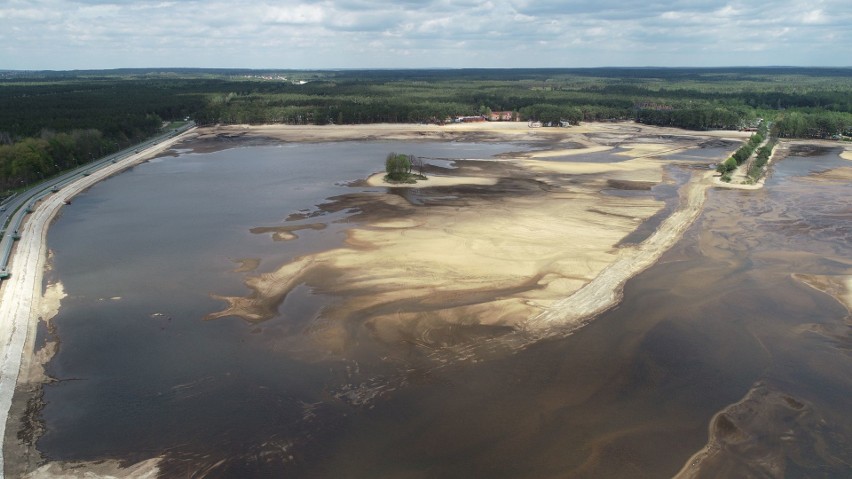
[5,121,850,477]
[201,122,750,357]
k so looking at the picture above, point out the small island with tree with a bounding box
[384,152,427,184]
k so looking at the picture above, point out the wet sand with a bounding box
[671,144,852,479]
[203,122,746,356]
[15,124,832,477]
[7,123,852,477]
[317,162,852,478]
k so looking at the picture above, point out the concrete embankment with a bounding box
[0,128,195,477]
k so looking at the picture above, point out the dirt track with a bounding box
[526,170,713,332]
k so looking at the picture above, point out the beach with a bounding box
[201,122,748,355]
[5,121,851,477]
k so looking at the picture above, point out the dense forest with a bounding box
[1,67,851,193]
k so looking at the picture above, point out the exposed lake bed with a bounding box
[4,123,851,477]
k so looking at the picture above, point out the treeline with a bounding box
[0,78,207,193]
[773,111,852,139]
[635,106,750,130]
[0,79,205,139]
[185,68,852,134]
[5,68,851,136]
[747,141,777,181]
[0,114,164,192]
[717,122,769,182]
[3,67,852,194]
[0,128,128,190]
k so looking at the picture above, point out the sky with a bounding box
[1,0,849,70]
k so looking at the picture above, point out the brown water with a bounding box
[26,140,852,477]
[303,149,852,478]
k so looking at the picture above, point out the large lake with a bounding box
[37,140,852,477]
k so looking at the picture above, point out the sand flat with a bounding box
[527,145,613,157]
[205,122,732,354]
[365,172,498,187]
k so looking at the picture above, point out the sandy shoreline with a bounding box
[193,121,752,145]
[2,121,797,477]
[2,122,848,477]
[202,122,748,357]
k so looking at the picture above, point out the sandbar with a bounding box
[5,122,849,477]
[0,122,824,477]
[4,122,843,476]
[203,122,741,356]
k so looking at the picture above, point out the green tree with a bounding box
[385,152,412,181]
[716,157,738,173]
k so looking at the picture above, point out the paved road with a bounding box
[0,122,195,279]
[0,125,197,477]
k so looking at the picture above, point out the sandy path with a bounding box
[0,130,193,477]
[203,122,744,359]
[525,170,713,333]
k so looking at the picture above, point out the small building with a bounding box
[488,111,515,121]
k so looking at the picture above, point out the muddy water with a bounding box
[29,141,851,477]
[34,140,526,463]
[311,147,851,478]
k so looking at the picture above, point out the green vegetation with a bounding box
[773,111,851,139]
[747,140,777,181]
[2,67,851,196]
[717,156,739,174]
[0,129,108,189]
[384,152,427,183]
[714,120,778,183]
[717,131,761,174]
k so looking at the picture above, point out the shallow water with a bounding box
[37,141,525,457]
[615,165,688,246]
[32,140,852,477]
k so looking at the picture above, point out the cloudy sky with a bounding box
[1,0,849,70]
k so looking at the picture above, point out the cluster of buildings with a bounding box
[443,111,572,127]
[449,111,517,123]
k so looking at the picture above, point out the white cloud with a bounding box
[264,4,326,25]
[0,0,850,69]
[801,9,827,24]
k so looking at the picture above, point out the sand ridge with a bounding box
[2,122,842,476]
[23,458,161,479]
[205,123,740,357]
[525,169,713,332]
